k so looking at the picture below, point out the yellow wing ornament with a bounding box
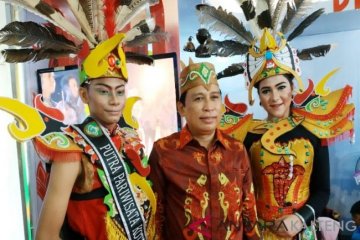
[292,69,354,143]
[0,95,82,154]
[0,96,45,141]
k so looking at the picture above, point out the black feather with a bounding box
[0,21,78,51]
[195,38,249,57]
[217,63,245,79]
[125,52,154,65]
[287,8,324,41]
[196,4,254,44]
[297,44,332,60]
[240,1,256,21]
[79,0,94,30]
[124,26,168,47]
[257,10,272,29]
[1,48,74,63]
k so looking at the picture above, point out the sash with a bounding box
[72,118,146,240]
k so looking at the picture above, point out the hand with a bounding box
[270,214,305,238]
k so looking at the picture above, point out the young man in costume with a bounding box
[148,59,260,240]
[34,34,157,240]
[0,1,165,239]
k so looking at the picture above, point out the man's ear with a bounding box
[177,101,185,117]
[79,87,89,104]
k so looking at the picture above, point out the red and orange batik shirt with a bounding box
[149,126,260,240]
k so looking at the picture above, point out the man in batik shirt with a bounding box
[149,59,260,240]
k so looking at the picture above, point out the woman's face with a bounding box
[258,74,293,120]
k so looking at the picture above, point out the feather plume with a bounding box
[253,0,271,37]
[79,0,95,32]
[0,21,78,52]
[65,0,97,44]
[123,18,155,42]
[297,44,332,60]
[272,0,294,32]
[104,0,117,38]
[268,0,279,16]
[1,48,75,63]
[124,26,168,47]
[237,0,269,38]
[195,38,249,57]
[287,8,324,41]
[125,52,154,65]
[115,0,159,33]
[196,4,254,44]
[19,0,93,46]
[217,63,245,79]
[238,0,256,21]
[78,0,106,41]
[281,0,315,34]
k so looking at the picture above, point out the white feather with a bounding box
[115,0,159,32]
[272,0,291,33]
[65,0,97,44]
[94,0,107,41]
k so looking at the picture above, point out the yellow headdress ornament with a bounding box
[245,28,304,105]
[190,4,330,105]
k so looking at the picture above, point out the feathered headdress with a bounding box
[0,0,167,82]
[186,0,332,105]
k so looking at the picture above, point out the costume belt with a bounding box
[257,200,306,221]
[72,117,146,240]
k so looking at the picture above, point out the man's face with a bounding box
[80,77,126,129]
[178,84,222,137]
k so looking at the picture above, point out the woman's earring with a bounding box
[259,102,262,106]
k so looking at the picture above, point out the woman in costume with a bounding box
[190,2,355,239]
[233,29,354,239]
[0,0,166,239]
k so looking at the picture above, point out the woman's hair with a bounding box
[254,73,294,92]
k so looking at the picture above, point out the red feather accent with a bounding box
[293,79,314,106]
[104,0,117,37]
[224,94,248,115]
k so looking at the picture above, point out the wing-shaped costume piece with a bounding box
[220,73,354,146]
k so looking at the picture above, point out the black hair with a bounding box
[254,73,294,93]
[351,201,360,215]
[179,92,187,106]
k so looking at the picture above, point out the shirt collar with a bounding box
[178,125,230,150]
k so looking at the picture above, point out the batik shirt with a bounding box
[149,126,260,240]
